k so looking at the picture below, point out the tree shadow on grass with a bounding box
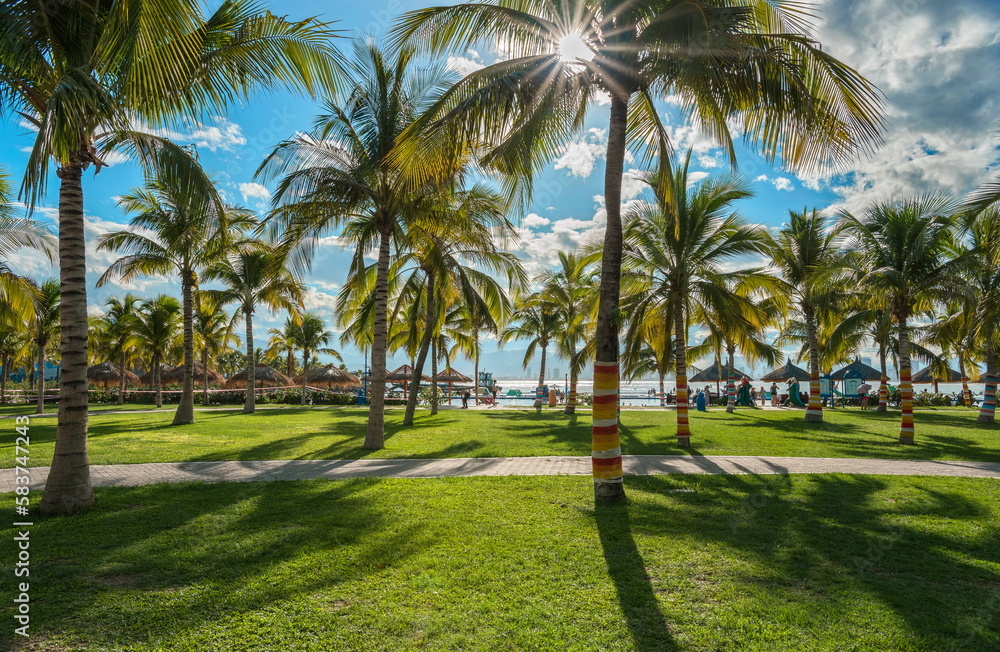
[594,500,679,651]
[625,473,1000,649]
[14,478,429,650]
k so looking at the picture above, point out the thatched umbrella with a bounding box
[87,362,140,389]
[912,364,961,393]
[830,360,883,381]
[690,361,753,396]
[294,365,360,389]
[138,364,174,387]
[386,364,430,399]
[761,361,811,383]
[225,365,293,388]
[161,362,225,387]
[433,367,472,405]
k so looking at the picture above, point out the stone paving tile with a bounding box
[4,455,1000,493]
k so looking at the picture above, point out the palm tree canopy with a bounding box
[391,0,884,193]
[1,0,344,203]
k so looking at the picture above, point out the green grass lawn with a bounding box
[4,406,999,468]
[4,474,998,651]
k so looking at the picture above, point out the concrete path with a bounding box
[4,455,999,493]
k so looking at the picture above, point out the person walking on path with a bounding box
[771,382,779,406]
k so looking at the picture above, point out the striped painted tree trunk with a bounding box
[674,305,690,447]
[804,307,823,422]
[725,348,736,413]
[959,357,972,407]
[978,350,996,424]
[659,374,665,407]
[877,344,888,412]
[898,316,915,444]
[590,92,628,502]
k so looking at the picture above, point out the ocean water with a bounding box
[488,379,987,407]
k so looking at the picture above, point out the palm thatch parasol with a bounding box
[87,361,140,389]
[830,360,884,381]
[912,365,962,393]
[386,364,430,399]
[160,362,225,386]
[138,364,175,386]
[225,365,293,388]
[761,361,811,383]
[294,365,360,389]
[433,367,472,405]
[689,361,754,382]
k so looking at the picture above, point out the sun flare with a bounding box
[557,32,595,63]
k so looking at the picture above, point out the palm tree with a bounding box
[621,154,769,446]
[769,209,850,423]
[693,284,782,413]
[2,0,342,514]
[388,185,523,425]
[202,247,305,413]
[841,195,963,442]
[97,174,252,425]
[136,295,181,408]
[260,41,455,450]
[194,299,240,407]
[266,318,300,379]
[288,312,342,405]
[960,204,1000,423]
[100,294,143,406]
[501,294,563,408]
[29,279,59,414]
[392,0,884,502]
[539,252,596,414]
[0,313,30,404]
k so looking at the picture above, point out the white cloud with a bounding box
[754,175,795,191]
[239,182,271,203]
[687,171,710,187]
[446,49,484,76]
[144,116,247,153]
[554,128,607,178]
[522,213,551,228]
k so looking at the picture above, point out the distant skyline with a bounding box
[4,0,998,375]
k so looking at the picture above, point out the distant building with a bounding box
[861,357,873,367]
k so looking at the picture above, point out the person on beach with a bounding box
[461,390,471,409]
[759,387,767,407]
[770,382,779,406]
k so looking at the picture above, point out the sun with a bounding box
[557,32,595,64]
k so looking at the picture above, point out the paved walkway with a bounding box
[4,455,999,493]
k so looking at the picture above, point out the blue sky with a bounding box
[4,0,999,379]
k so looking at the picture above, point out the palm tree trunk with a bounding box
[978,348,996,424]
[474,344,480,407]
[364,229,392,449]
[173,273,195,425]
[658,373,665,407]
[959,357,972,407]
[534,342,547,408]
[430,338,439,416]
[726,347,736,413]
[1,355,6,404]
[35,344,45,414]
[804,306,823,422]
[40,163,94,515]
[154,356,163,408]
[898,315,915,443]
[119,350,127,405]
[877,341,888,412]
[674,299,691,447]
[565,346,578,415]
[403,271,435,426]
[301,351,309,405]
[244,308,255,413]
[591,93,629,502]
[287,347,294,378]
[202,348,209,406]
